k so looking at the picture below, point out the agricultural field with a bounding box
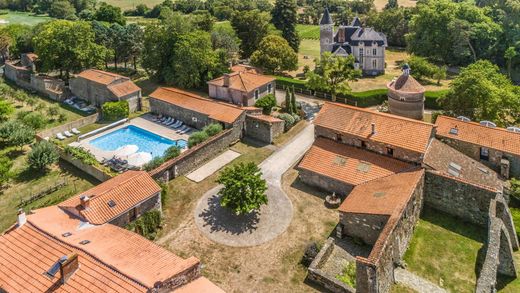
[0,11,51,26]
[105,0,164,11]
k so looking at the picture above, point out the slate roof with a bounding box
[320,8,333,25]
[298,138,412,187]
[314,103,435,154]
[338,169,424,215]
[59,171,161,225]
[149,87,244,124]
[207,71,275,93]
[387,74,425,93]
[435,116,520,156]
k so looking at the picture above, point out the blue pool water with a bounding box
[90,125,187,158]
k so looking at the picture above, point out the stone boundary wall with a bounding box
[4,62,66,101]
[37,113,99,139]
[308,238,354,293]
[149,129,237,181]
[58,148,112,182]
[476,194,518,293]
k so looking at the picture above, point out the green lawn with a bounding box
[0,11,51,26]
[403,208,486,293]
[296,24,320,40]
[105,0,164,11]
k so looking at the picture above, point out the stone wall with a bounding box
[109,192,161,227]
[4,62,65,101]
[308,238,355,293]
[340,213,390,245]
[298,168,354,196]
[438,136,520,179]
[208,81,275,107]
[37,113,99,139]
[476,194,518,293]
[58,149,112,182]
[387,90,424,120]
[316,125,424,164]
[156,258,201,292]
[244,115,284,144]
[424,170,500,226]
[69,77,140,112]
[149,128,237,181]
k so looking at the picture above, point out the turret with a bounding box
[320,8,334,55]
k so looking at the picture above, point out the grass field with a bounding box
[296,24,320,40]
[403,208,486,293]
[105,0,164,11]
[0,11,51,26]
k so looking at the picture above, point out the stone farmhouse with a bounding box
[58,170,161,227]
[320,9,387,75]
[207,67,276,107]
[299,102,517,292]
[69,69,142,112]
[386,64,425,120]
[436,115,520,179]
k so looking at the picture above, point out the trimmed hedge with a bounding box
[102,101,129,121]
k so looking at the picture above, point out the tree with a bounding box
[231,10,271,58]
[407,55,436,80]
[27,140,59,171]
[290,86,297,113]
[163,146,181,160]
[49,0,77,20]
[505,47,517,78]
[433,65,447,85]
[9,125,34,149]
[192,10,215,32]
[217,162,268,215]
[306,53,361,102]
[0,100,14,121]
[271,0,300,52]
[211,24,240,64]
[439,60,520,126]
[125,24,144,71]
[21,112,46,129]
[255,94,277,115]
[33,20,108,79]
[385,0,398,10]
[366,7,411,47]
[0,28,12,61]
[284,87,292,114]
[250,35,298,74]
[95,2,126,25]
[47,104,60,119]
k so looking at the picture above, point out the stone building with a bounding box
[245,112,284,144]
[435,115,520,179]
[69,69,142,112]
[386,64,425,120]
[59,171,161,227]
[320,8,387,75]
[207,69,276,107]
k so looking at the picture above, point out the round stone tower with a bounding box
[386,64,425,120]
[320,8,334,55]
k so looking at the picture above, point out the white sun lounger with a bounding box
[56,133,66,140]
[162,117,172,125]
[72,128,81,134]
[179,128,190,134]
[166,118,177,126]
[64,131,74,137]
[177,126,189,133]
[171,121,182,128]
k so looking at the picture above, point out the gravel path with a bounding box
[194,124,315,247]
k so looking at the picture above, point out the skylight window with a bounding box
[357,162,371,173]
[448,162,461,177]
[108,200,116,208]
[79,240,90,245]
[62,232,72,237]
[333,156,347,166]
[449,127,458,135]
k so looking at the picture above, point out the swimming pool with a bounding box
[90,125,187,158]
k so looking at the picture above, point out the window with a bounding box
[267,83,272,93]
[386,147,394,156]
[372,59,377,68]
[373,48,377,56]
[359,48,364,62]
[254,89,259,100]
[361,141,367,149]
[480,147,489,161]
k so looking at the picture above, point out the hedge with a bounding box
[102,101,129,121]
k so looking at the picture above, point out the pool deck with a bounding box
[70,114,192,162]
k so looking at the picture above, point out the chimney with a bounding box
[17,209,26,227]
[371,123,376,135]
[80,195,90,209]
[59,254,79,284]
[223,74,230,87]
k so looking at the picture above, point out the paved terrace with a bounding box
[194,124,315,247]
[70,114,192,161]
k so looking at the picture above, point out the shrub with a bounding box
[27,141,59,171]
[0,100,14,121]
[255,94,277,115]
[8,125,35,148]
[47,105,60,118]
[143,156,165,171]
[102,101,129,121]
[510,178,520,203]
[126,210,162,240]
[202,123,223,136]
[16,110,31,121]
[188,131,209,148]
[336,262,356,288]
[64,146,97,165]
[21,112,47,129]
[277,113,295,131]
[0,155,12,186]
[163,146,181,161]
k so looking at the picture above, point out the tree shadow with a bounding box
[198,194,260,235]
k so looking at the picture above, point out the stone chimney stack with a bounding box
[17,209,26,227]
[80,195,90,209]
[371,123,376,135]
[60,254,79,284]
[223,74,230,87]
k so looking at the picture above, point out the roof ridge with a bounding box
[89,170,142,200]
[160,87,243,110]
[237,72,248,92]
[438,115,519,135]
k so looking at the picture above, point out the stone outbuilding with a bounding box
[245,112,284,144]
[386,64,425,120]
[69,69,142,112]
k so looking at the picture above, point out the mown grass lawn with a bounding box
[403,208,485,293]
[105,0,163,11]
[0,11,51,26]
[296,24,320,40]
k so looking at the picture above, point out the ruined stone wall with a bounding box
[315,125,424,164]
[424,170,499,226]
[340,213,389,245]
[298,168,354,196]
[155,258,201,292]
[109,192,161,227]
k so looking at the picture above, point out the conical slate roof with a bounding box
[388,74,425,93]
[320,8,333,25]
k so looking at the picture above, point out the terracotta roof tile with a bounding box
[298,138,412,187]
[149,87,244,124]
[230,64,262,74]
[338,169,424,215]
[59,171,161,225]
[207,72,275,93]
[387,74,425,93]
[435,115,520,156]
[176,277,225,293]
[314,103,435,154]
[77,69,127,85]
[108,80,141,98]
[247,114,283,124]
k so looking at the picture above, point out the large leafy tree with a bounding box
[95,2,126,25]
[27,141,60,171]
[306,53,361,102]
[439,60,520,126]
[250,35,298,74]
[210,24,241,64]
[231,9,271,58]
[271,0,300,52]
[366,7,412,47]
[49,0,77,20]
[217,162,268,215]
[33,20,108,79]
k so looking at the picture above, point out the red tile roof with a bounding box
[298,138,412,187]
[77,69,127,85]
[149,87,244,124]
[207,71,275,93]
[387,74,425,93]
[339,169,424,215]
[108,80,141,98]
[230,64,262,74]
[59,171,161,225]
[435,115,520,156]
[314,103,435,154]
[247,114,283,124]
